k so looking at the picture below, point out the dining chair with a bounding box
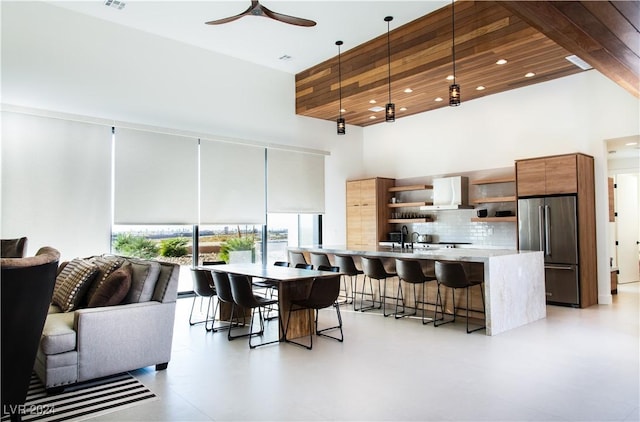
[295,263,313,270]
[434,261,486,333]
[189,268,217,332]
[228,273,280,348]
[284,275,343,350]
[211,271,247,339]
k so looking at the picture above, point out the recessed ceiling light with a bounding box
[368,106,385,112]
[369,99,377,104]
[104,0,125,9]
[369,116,376,120]
[525,72,536,78]
[400,107,407,111]
[404,88,413,93]
[626,142,639,146]
[435,97,443,102]
[446,75,454,81]
[496,59,507,65]
[565,55,592,70]
[476,86,486,91]
[340,108,346,113]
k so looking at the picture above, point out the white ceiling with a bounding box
[50,0,449,74]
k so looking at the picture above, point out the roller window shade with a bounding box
[1,112,111,258]
[267,149,325,214]
[114,128,198,224]
[200,140,265,224]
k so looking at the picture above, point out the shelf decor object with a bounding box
[384,16,395,122]
[336,40,346,135]
[449,0,460,107]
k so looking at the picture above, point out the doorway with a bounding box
[606,135,640,287]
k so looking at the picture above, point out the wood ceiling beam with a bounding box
[501,0,640,99]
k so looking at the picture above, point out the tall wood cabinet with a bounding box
[346,178,395,249]
[516,153,597,308]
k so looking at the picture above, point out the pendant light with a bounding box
[384,16,395,122]
[336,40,346,135]
[449,0,460,106]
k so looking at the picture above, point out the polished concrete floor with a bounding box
[93,283,639,421]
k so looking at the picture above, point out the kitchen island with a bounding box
[289,245,545,336]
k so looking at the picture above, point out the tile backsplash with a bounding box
[409,209,517,249]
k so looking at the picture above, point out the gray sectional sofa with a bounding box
[34,255,180,391]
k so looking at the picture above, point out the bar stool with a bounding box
[334,254,362,305]
[434,261,486,333]
[394,259,439,324]
[360,256,397,316]
[288,251,308,267]
[310,252,331,269]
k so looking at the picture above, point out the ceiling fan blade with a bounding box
[205,2,255,25]
[261,4,317,27]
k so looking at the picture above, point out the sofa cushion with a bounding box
[84,256,125,305]
[123,259,161,303]
[88,262,132,308]
[40,312,76,355]
[52,258,99,312]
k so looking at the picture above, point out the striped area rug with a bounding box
[1,372,158,422]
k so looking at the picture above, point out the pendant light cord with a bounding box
[338,43,343,118]
[451,0,456,85]
[387,18,392,103]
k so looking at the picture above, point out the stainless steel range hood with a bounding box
[420,176,472,210]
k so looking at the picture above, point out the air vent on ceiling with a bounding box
[104,0,126,10]
[565,55,592,70]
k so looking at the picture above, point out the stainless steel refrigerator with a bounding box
[518,195,580,306]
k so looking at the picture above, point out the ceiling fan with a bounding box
[205,1,316,27]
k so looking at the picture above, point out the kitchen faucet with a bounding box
[401,225,409,249]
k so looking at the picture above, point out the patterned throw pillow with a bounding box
[52,258,99,312]
[84,256,125,305]
[87,262,132,308]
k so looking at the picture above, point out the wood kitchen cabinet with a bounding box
[516,154,578,196]
[346,177,395,248]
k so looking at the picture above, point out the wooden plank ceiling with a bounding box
[295,1,639,128]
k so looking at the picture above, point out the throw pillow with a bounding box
[87,262,132,308]
[52,258,99,312]
[84,256,125,305]
[123,259,161,303]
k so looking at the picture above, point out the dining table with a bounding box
[200,263,339,341]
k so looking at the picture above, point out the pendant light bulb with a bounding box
[449,0,461,107]
[385,16,395,122]
[336,40,346,135]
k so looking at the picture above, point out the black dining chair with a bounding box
[284,274,344,350]
[295,263,313,270]
[228,273,280,348]
[434,261,486,333]
[211,271,246,339]
[189,268,217,331]
[317,265,339,273]
[252,261,289,319]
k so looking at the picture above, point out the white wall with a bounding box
[0,1,363,254]
[363,71,640,305]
